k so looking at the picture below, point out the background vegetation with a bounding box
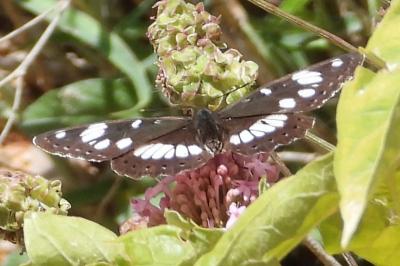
[0,0,398,265]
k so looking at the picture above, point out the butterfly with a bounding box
[33,53,363,179]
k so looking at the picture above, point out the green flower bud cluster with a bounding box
[148,0,259,110]
[0,169,70,244]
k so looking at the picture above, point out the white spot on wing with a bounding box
[131,120,142,129]
[230,135,241,145]
[94,139,110,150]
[250,130,265,137]
[116,138,133,149]
[188,145,202,156]
[141,143,163,160]
[298,76,323,85]
[152,144,173,159]
[292,70,323,85]
[134,144,153,157]
[164,148,175,159]
[80,123,107,143]
[265,114,288,121]
[260,88,272,96]
[331,58,343,67]
[239,130,254,143]
[176,144,189,158]
[262,118,285,127]
[250,123,275,133]
[55,131,66,139]
[279,98,296,108]
[298,88,316,98]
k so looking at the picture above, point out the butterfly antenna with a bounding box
[196,82,254,102]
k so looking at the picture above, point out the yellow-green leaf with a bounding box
[335,67,400,247]
[195,154,338,266]
[24,213,118,266]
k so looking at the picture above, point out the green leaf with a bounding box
[195,153,338,266]
[165,210,224,266]
[320,200,389,253]
[365,0,400,65]
[24,213,118,266]
[21,78,137,135]
[16,0,153,112]
[334,67,400,247]
[115,225,194,266]
[351,225,400,266]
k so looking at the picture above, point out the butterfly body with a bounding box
[193,108,226,155]
[33,53,363,178]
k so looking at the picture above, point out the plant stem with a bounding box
[0,0,70,144]
[246,0,386,70]
[0,2,60,44]
[303,235,343,266]
[305,131,336,152]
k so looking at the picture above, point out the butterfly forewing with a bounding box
[33,117,189,162]
[220,53,363,118]
[33,53,362,179]
[111,124,211,178]
[223,114,314,155]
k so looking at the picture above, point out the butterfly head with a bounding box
[193,108,225,155]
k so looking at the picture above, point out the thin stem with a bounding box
[277,151,317,164]
[0,0,70,89]
[305,131,336,152]
[303,236,343,266]
[95,176,123,219]
[246,0,386,70]
[342,252,359,266]
[0,2,61,44]
[270,152,292,177]
[0,76,23,144]
[247,0,357,52]
[0,0,71,144]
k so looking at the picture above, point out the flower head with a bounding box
[125,153,279,231]
[0,169,70,244]
[148,0,258,110]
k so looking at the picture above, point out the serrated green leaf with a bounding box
[195,153,338,266]
[24,213,118,266]
[21,78,137,135]
[115,225,194,266]
[335,67,400,247]
[16,0,153,112]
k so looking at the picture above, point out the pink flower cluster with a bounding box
[121,152,279,233]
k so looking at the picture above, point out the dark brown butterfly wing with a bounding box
[111,124,211,178]
[222,114,314,155]
[220,53,363,118]
[33,117,190,162]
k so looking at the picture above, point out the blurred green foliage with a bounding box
[0,0,396,265]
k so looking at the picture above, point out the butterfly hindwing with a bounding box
[220,53,363,118]
[111,124,211,178]
[33,117,189,162]
[222,113,314,155]
[33,53,362,179]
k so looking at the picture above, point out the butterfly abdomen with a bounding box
[193,109,226,155]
